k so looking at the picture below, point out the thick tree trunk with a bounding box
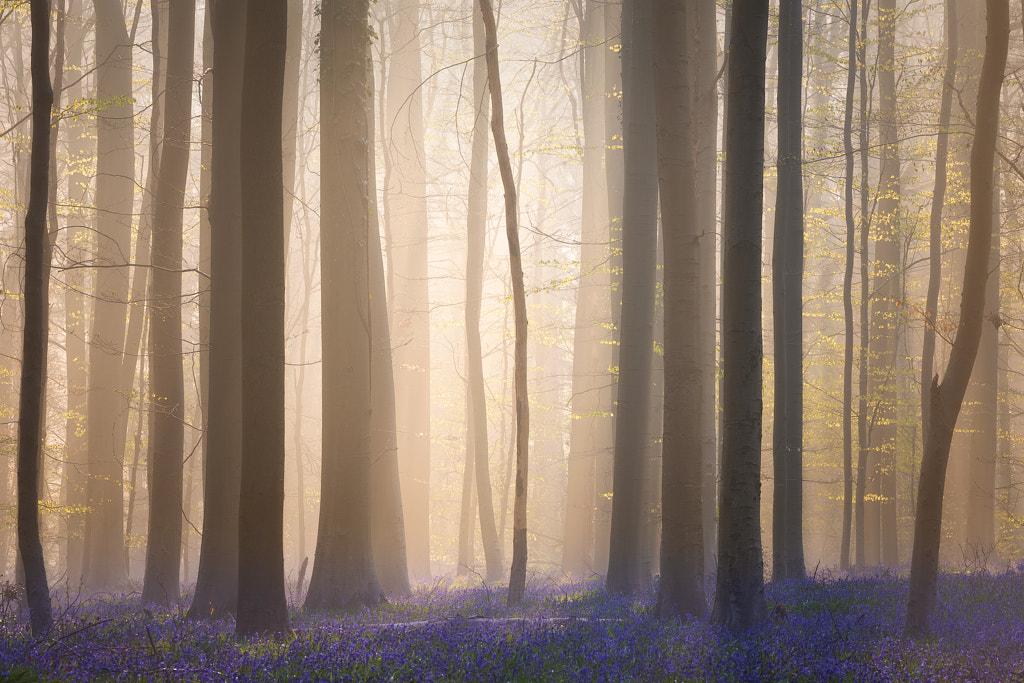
[189,0,246,620]
[305,0,385,613]
[18,0,54,638]
[606,0,657,597]
[771,0,805,582]
[841,0,858,572]
[142,0,193,607]
[476,0,529,605]
[236,0,291,637]
[905,0,1007,636]
[855,0,870,568]
[84,0,134,590]
[653,1,704,619]
[712,0,769,633]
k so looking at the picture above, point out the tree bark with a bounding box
[476,0,529,605]
[142,0,194,607]
[606,0,657,597]
[84,0,134,590]
[190,0,246,620]
[841,0,858,572]
[712,0,769,633]
[18,0,54,638]
[236,0,291,637]
[905,0,1007,636]
[653,0,704,619]
[771,0,805,582]
[305,0,385,613]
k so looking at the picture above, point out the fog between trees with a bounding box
[4,0,1024,636]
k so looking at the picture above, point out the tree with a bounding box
[905,0,1007,636]
[385,0,432,581]
[713,0,769,633]
[868,0,900,568]
[305,0,385,613]
[190,0,246,620]
[771,0,805,581]
[17,0,54,638]
[652,0,704,619]
[236,0,290,637]
[462,0,503,582]
[476,0,529,605]
[142,0,194,607]
[840,0,858,572]
[84,0,135,590]
[606,0,658,597]
[563,0,613,577]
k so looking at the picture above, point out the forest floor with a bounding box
[1,568,1023,681]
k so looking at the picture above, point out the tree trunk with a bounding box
[142,0,193,607]
[61,0,90,586]
[84,0,134,590]
[17,0,54,638]
[841,0,858,572]
[475,0,529,605]
[385,0,433,582]
[236,0,291,637]
[189,0,246,621]
[712,0,769,633]
[855,0,870,568]
[696,0,719,580]
[653,0,704,619]
[606,0,657,597]
[870,0,900,569]
[563,0,612,578]
[305,0,385,613]
[771,0,805,582]
[905,0,1007,636]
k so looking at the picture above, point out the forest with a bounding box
[3,0,1024,679]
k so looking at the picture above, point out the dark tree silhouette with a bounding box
[905,0,1007,638]
[771,0,805,582]
[652,0,704,619]
[142,0,194,607]
[713,0,769,633]
[17,0,54,638]
[236,0,290,637]
[190,0,246,620]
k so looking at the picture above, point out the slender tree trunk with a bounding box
[712,0,769,633]
[197,0,213,507]
[476,0,529,605]
[855,0,870,568]
[841,0,858,572]
[871,0,900,569]
[18,0,54,638]
[905,0,1007,635]
[563,0,613,578]
[61,0,90,587]
[84,0,134,590]
[189,0,246,621]
[606,0,658,597]
[305,0,385,613]
[771,0,805,582]
[653,0,704,619]
[462,0,501,580]
[142,0,193,607]
[922,0,957,471]
[696,0,719,579]
[385,0,433,582]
